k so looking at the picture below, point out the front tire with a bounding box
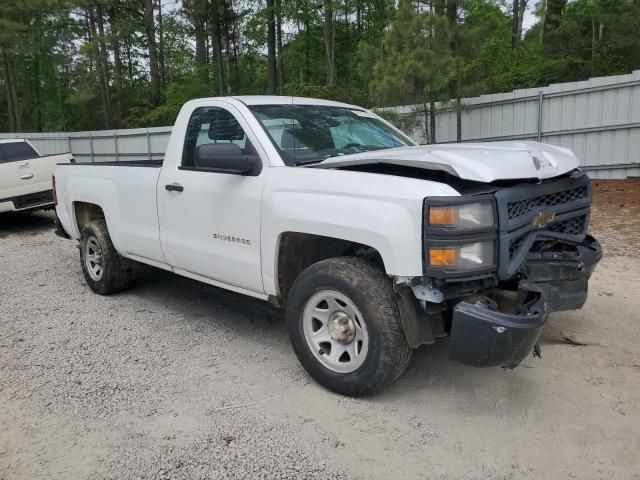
[80,219,131,295]
[286,257,412,396]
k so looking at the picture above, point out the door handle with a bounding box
[165,183,184,192]
[18,162,29,169]
[20,173,34,180]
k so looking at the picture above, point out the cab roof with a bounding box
[230,95,362,109]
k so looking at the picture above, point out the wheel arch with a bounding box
[73,201,106,234]
[272,232,386,305]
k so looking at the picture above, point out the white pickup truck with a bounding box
[0,139,72,214]
[53,96,601,395]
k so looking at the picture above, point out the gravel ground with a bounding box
[1,180,640,480]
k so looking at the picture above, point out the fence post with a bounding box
[146,130,152,160]
[90,134,95,162]
[67,136,72,154]
[537,90,544,142]
[114,132,119,162]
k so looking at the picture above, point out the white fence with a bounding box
[2,70,639,179]
[0,126,172,164]
[390,70,640,179]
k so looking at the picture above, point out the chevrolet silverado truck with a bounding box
[0,139,73,214]
[53,96,601,396]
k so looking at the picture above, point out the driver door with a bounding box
[158,105,266,294]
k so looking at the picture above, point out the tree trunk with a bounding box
[194,0,209,73]
[88,8,111,129]
[455,57,462,143]
[223,0,234,93]
[511,0,520,48]
[109,7,123,126]
[144,0,161,106]
[517,0,527,42]
[96,5,112,125]
[323,0,334,86]
[266,0,277,94]
[276,0,284,95]
[448,1,462,142]
[304,16,311,82]
[2,50,19,132]
[429,98,436,144]
[158,0,166,89]
[210,0,225,94]
[423,102,429,144]
[126,40,134,81]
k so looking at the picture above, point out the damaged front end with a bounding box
[401,169,602,369]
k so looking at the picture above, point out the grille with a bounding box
[509,215,587,257]
[13,190,53,209]
[548,215,586,235]
[507,186,588,219]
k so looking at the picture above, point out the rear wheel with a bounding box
[80,219,131,295]
[286,257,412,396]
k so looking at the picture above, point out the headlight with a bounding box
[428,241,495,270]
[428,202,494,229]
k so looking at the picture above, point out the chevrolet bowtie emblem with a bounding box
[533,211,556,229]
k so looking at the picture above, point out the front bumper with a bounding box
[448,235,601,368]
[449,282,547,368]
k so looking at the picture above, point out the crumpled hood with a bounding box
[309,141,579,183]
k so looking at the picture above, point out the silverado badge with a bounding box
[532,211,556,229]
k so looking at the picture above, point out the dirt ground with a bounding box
[1,180,639,480]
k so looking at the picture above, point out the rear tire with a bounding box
[80,219,131,295]
[286,257,412,396]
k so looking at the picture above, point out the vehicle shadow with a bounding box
[128,265,286,332]
[122,267,543,405]
[0,210,55,239]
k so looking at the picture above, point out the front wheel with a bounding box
[80,219,131,295]
[286,257,412,396]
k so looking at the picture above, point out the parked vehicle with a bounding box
[53,96,602,396]
[0,139,73,214]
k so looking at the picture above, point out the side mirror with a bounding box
[194,143,260,175]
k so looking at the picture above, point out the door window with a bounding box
[182,107,249,168]
[0,142,39,163]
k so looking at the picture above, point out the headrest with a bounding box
[281,128,297,149]
[208,114,245,141]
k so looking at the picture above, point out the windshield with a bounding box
[248,104,414,165]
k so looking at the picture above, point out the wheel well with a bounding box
[276,232,385,303]
[74,202,105,233]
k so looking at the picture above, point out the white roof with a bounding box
[230,95,362,109]
[0,138,27,144]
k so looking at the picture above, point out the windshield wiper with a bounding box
[295,157,327,166]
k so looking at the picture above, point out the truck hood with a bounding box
[308,141,579,183]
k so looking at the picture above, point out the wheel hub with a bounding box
[328,311,356,344]
[85,236,104,282]
[301,290,369,374]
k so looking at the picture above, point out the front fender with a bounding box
[260,167,459,296]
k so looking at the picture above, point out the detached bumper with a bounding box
[448,235,601,368]
[449,282,547,368]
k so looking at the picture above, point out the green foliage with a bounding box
[364,0,453,106]
[1,0,639,133]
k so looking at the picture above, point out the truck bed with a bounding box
[54,160,165,263]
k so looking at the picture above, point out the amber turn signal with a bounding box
[429,206,459,225]
[428,248,460,267]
